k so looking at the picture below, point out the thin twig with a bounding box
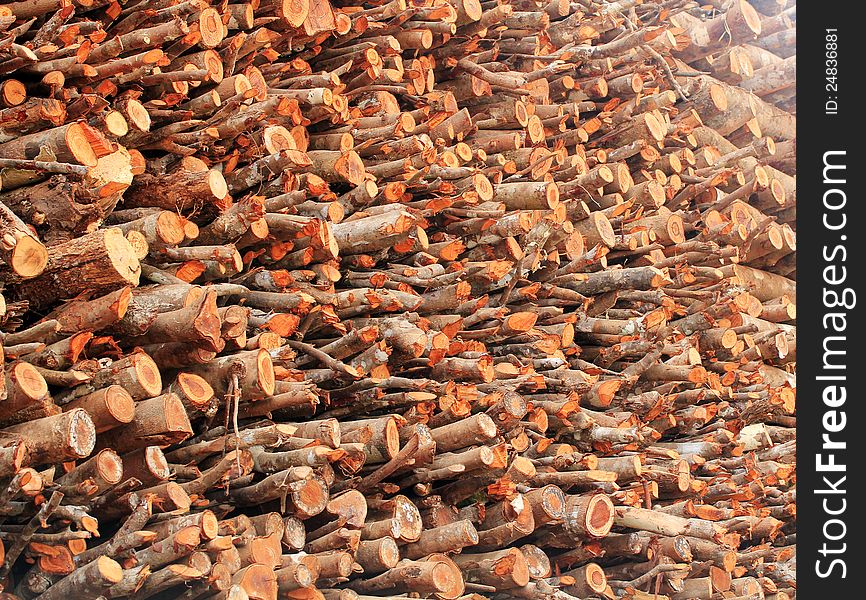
[0,491,64,579]
[644,44,688,102]
[285,339,362,378]
[0,158,90,175]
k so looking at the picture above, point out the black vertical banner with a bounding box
[798,2,864,596]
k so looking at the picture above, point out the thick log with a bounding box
[13,228,140,309]
[3,408,95,465]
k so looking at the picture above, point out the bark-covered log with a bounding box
[12,228,140,309]
[0,1,796,598]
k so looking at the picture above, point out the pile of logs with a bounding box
[0,0,796,599]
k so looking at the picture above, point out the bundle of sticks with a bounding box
[0,0,796,598]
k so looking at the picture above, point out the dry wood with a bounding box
[0,1,796,598]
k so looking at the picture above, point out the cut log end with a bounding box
[737,0,763,36]
[667,213,686,244]
[293,476,329,519]
[201,510,220,540]
[710,83,729,111]
[95,448,124,484]
[10,236,49,279]
[134,353,164,399]
[104,385,136,424]
[198,7,226,48]
[584,562,608,593]
[156,211,185,246]
[176,372,215,410]
[586,494,615,538]
[256,348,276,396]
[1,79,26,107]
[65,122,99,167]
[105,228,143,286]
[10,361,48,403]
[384,417,401,459]
[644,112,666,142]
[68,408,98,459]
[208,169,229,200]
[96,555,124,584]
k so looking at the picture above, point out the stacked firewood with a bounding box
[0,0,796,599]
